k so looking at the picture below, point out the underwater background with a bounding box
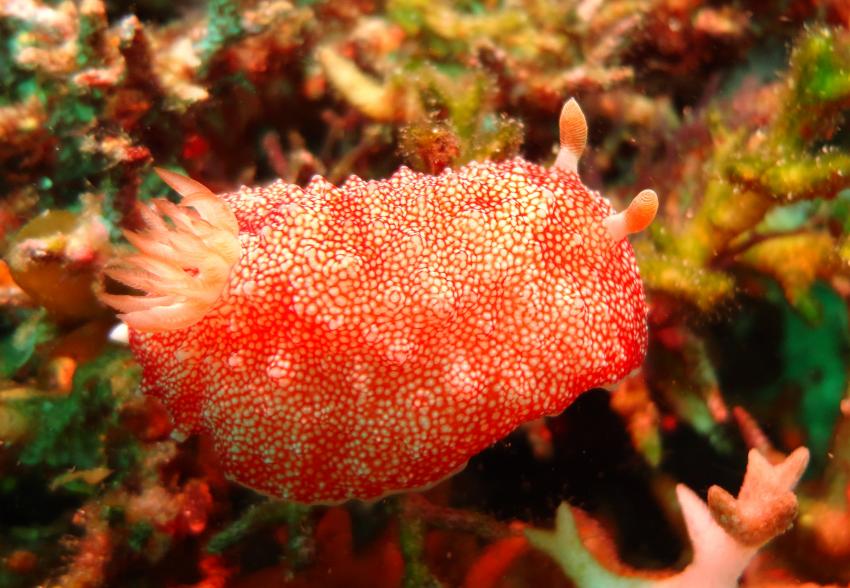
[2,0,850,586]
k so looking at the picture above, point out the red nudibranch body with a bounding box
[103,99,658,503]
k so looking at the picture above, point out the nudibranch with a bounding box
[102,99,658,503]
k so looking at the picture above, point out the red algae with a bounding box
[103,100,657,503]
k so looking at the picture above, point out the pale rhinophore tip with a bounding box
[553,98,587,173]
[99,171,241,332]
[603,189,659,242]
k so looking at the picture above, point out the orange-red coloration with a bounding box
[108,101,655,503]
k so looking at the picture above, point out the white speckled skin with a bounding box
[126,156,649,503]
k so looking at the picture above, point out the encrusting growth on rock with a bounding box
[102,99,658,503]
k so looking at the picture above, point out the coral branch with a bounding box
[527,448,810,588]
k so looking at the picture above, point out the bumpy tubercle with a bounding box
[99,168,241,332]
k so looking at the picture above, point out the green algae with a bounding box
[201,0,244,64]
[16,350,140,474]
[0,311,55,379]
[207,500,309,554]
[791,28,850,107]
[397,508,441,588]
[641,26,850,312]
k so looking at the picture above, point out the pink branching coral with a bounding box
[102,99,658,503]
[527,447,810,588]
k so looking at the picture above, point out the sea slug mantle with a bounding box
[102,99,658,503]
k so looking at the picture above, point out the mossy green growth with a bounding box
[398,510,440,588]
[728,150,850,202]
[44,90,107,204]
[76,9,105,68]
[207,500,309,554]
[16,349,141,475]
[388,0,537,63]
[200,0,244,64]
[642,26,850,312]
[128,521,155,553]
[400,69,523,172]
[0,351,140,585]
[0,310,55,378]
[778,27,850,148]
[0,23,29,101]
[791,27,850,107]
[636,245,735,312]
[0,522,66,588]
